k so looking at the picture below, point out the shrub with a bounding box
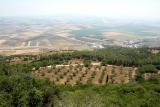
[139,65,158,74]
[83,60,91,67]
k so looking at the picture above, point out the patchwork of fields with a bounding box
[1,17,160,55]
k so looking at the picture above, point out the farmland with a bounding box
[0,47,160,107]
[33,64,138,85]
[0,17,160,56]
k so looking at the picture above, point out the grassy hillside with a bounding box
[0,72,159,107]
[0,47,160,107]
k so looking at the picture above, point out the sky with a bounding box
[0,0,160,20]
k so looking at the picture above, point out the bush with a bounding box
[139,65,158,74]
[148,77,160,84]
[0,75,60,107]
[83,60,91,67]
[135,75,144,82]
[156,65,160,70]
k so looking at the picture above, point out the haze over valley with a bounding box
[0,16,160,55]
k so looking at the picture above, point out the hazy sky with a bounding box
[0,0,160,20]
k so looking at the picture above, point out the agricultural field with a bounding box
[0,47,160,107]
[1,17,160,55]
[33,64,138,85]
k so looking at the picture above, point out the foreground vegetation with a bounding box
[0,71,159,107]
[0,47,160,107]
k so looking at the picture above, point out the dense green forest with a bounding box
[5,47,160,74]
[0,47,160,107]
[39,47,160,66]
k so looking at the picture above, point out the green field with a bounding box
[70,25,160,40]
